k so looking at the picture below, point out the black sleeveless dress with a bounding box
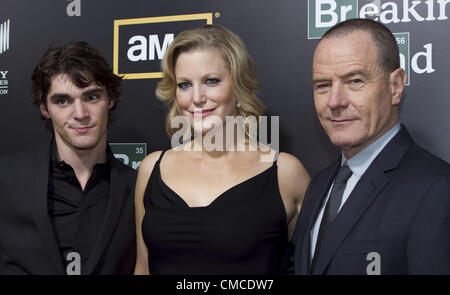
[142,151,288,274]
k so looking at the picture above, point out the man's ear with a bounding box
[40,103,50,118]
[108,99,116,110]
[389,68,407,106]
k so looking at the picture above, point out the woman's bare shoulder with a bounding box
[139,151,164,171]
[276,152,311,201]
[277,152,309,179]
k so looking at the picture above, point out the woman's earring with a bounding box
[236,102,241,108]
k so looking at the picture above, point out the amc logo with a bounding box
[113,13,213,79]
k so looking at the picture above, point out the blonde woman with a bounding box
[134,25,310,274]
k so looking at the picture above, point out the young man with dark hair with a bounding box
[0,41,136,275]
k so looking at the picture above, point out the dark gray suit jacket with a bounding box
[293,126,450,274]
[0,139,137,274]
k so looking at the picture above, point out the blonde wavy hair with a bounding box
[156,24,264,137]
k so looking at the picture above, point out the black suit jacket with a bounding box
[293,126,450,274]
[0,139,137,274]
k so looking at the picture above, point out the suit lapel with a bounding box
[299,160,340,274]
[84,157,130,274]
[311,161,389,274]
[311,125,414,274]
[27,140,66,274]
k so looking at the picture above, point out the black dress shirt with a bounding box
[47,142,111,271]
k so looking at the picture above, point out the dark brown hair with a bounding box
[31,41,122,129]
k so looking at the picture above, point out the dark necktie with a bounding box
[310,164,353,273]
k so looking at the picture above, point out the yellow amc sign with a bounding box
[113,13,213,79]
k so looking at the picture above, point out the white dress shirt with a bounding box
[310,123,401,263]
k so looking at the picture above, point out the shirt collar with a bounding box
[341,123,401,178]
[50,137,113,167]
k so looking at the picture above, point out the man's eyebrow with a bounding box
[49,93,70,101]
[49,88,104,102]
[312,77,330,84]
[339,70,367,80]
[83,87,103,96]
[312,70,369,84]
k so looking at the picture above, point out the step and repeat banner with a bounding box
[1,0,449,175]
